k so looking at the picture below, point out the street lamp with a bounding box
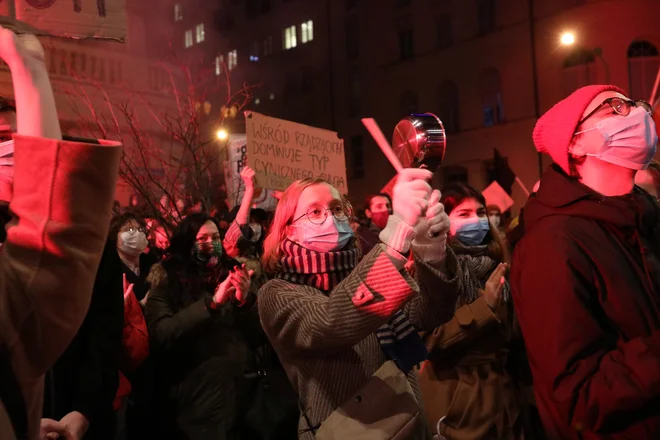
[560,32,575,46]
[216,128,229,141]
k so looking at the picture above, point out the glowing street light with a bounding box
[560,32,576,46]
[216,128,228,141]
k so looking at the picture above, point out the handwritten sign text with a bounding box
[245,112,348,193]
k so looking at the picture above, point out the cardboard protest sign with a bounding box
[482,181,514,213]
[0,0,126,41]
[245,112,348,194]
[225,134,278,211]
[226,135,248,209]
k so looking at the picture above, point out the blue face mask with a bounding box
[454,217,490,246]
[293,217,354,253]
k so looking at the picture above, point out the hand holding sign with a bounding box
[0,24,45,69]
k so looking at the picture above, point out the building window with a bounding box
[401,90,418,114]
[561,48,596,96]
[174,3,182,21]
[195,24,205,43]
[435,13,452,49]
[398,28,414,61]
[481,69,504,126]
[350,135,365,179]
[348,68,361,116]
[346,16,359,59]
[215,55,224,76]
[437,80,460,133]
[263,36,273,56]
[228,50,238,70]
[477,0,495,35]
[284,25,297,50]
[628,40,659,101]
[250,41,260,62]
[301,20,314,44]
[184,30,193,48]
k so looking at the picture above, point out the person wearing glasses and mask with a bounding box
[111,212,159,302]
[259,170,462,439]
[511,85,660,439]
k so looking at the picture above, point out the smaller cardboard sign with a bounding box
[482,181,514,213]
[225,134,277,211]
[245,112,348,193]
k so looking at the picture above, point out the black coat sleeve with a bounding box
[69,243,124,422]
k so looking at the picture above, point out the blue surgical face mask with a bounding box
[293,216,354,253]
[454,217,490,246]
[575,106,658,170]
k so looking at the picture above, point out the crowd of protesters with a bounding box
[2,23,660,440]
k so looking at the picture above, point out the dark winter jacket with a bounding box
[511,164,660,439]
[144,256,263,440]
[121,251,159,301]
[43,241,124,440]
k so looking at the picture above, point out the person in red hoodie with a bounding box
[511,85,660,439]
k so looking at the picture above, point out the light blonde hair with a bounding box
[262,178,327,273]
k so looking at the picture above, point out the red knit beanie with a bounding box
[533,85,627,174]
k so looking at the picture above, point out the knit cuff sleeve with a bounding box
[379,215,415,254]
[411,239,448,265]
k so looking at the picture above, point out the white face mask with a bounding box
[119,230,148,257]
[575,106,658,170]
[249,223,262,242]
[292,217,354,253]
[488,215,501,228]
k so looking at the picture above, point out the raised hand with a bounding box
[424,189,450,238]
[483,263,508,310]
[392,168,433,227]
[213,276,237,306]
[0,25,46,69]
[240,166,256,190]
[227,264,255,305]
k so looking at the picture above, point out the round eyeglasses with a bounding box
[292,203,353,225]
[122,226,147,235]
[578,97,652,126]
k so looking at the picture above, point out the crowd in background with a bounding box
[2,23,660,440]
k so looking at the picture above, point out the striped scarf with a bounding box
[277,239,427,373]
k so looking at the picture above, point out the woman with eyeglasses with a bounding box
[144,213,260,439]
[110,212,159,302]
[259,169,462,439]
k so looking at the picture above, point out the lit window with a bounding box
[215,55,224,75]
[196,23,205,43]
[228,50,238,70]
[184,30,193,48]
[283,25,297,50]
[255,98,261,105]
[301,20,314,44]
[174,4,182,21]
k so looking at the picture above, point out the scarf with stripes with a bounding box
[277,239,427,373]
